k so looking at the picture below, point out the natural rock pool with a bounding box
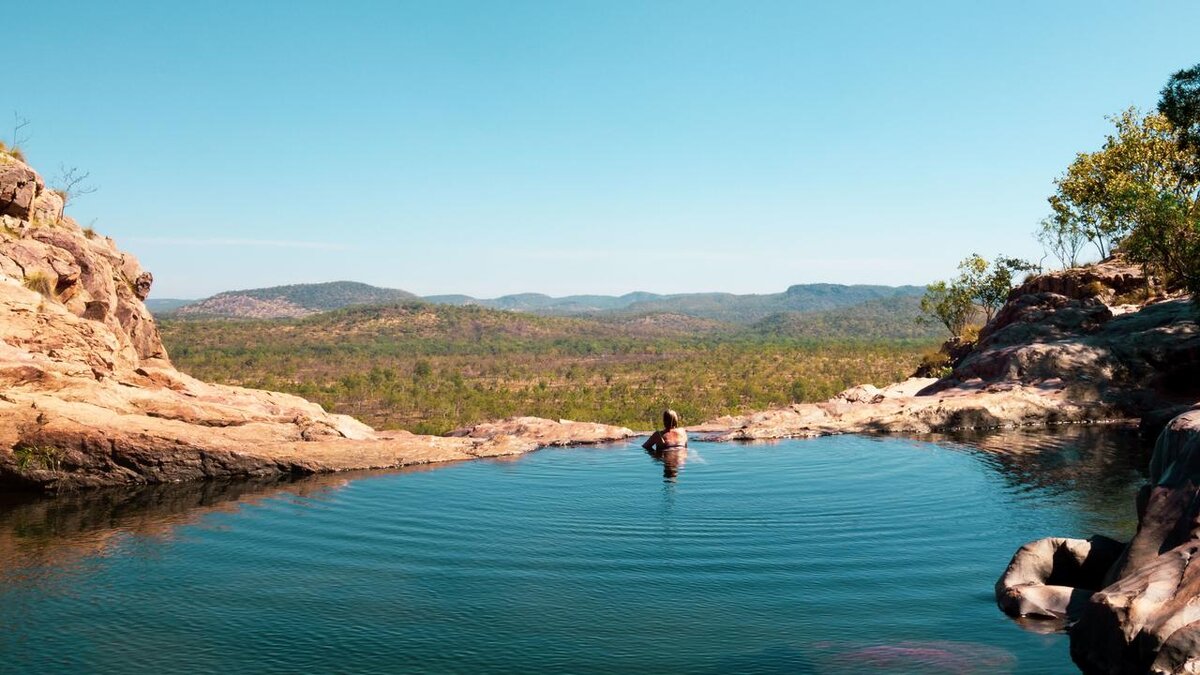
[0,430,1151,673]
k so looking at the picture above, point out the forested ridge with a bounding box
[162,301,936,434]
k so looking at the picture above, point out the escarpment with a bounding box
[0,156,634,492]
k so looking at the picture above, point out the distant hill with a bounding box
[613,284,927,323]
[424,291,666,313]
[144,298,194,314]
[171,280,929,324]
[168,293,935,342]
[173,281,419,319]
[748,296,945,340]
[420,284,925,323]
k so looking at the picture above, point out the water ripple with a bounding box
[0,431,1150,674]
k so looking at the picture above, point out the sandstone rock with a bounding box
[0,161,42,220]
[698,380,1114,442]
[991,410,1200,673]
[834,384,884,404]
[995,535,1125,621]
[0,156,636,493]
[1009,256,1147,304]
[448,416,635,447]
[30,189,63,224]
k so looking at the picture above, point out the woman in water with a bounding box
[643,409,687,451]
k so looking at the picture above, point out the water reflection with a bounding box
[646,447,688,481]
[0,467,439,585]
[0,427,1153,585]
[936,425,1150,498]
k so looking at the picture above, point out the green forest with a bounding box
[161,302,935,434]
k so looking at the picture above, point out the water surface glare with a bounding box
[0,431,1149,673]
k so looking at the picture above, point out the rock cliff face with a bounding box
[0,156,633,493]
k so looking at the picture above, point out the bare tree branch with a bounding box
[11,112,30,148]
[53,164,99,205]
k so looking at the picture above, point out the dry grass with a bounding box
[0,143,26,163]
[22,271,56,300]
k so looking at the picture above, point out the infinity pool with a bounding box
[0,430,1148,673]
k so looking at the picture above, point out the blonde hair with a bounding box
[662,409,680,430]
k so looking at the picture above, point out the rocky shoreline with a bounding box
[6,153,1200,670]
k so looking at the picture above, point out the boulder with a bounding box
[1067,410,1200,674]
[29,189,64,224]
[0,161,42,220]
[995,535,1126,621]
[994,410,1200,674]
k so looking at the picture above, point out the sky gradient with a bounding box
[9,1,1200,298]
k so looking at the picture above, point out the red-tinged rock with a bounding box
[0,161,42,220]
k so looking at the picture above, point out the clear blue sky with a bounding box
[8,1,1200,298]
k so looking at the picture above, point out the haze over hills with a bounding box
[174,281,419,319]
[168,280,930,327]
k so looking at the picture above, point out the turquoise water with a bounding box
[0,430,1148,673]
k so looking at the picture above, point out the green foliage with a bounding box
[1036,216,1088,269]
[749,296,945,340]
[919,254,1032,337]
[22,271,56,299]
[960,254,1037,324]
[1159,63,1200,165]
[1044,67,1200,304]
[1050,108,1191,261]
[1120,190,1200,297]
[160,306,935,435]
[13,446,63,472]
[917,348,953,379]
[919,280,974,338]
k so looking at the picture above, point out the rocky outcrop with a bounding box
[1008,256,1147,304]
[930,258,1198,416]
[1065,409,1200,674]
[993,409,1200,674]
[694,377,1123,441]
[449,417,635,448]
[695,259,1197,443]
[0,157,634,493]
[175,294,314,319]
[0,160,41,219]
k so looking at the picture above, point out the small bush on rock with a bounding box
[13,445,63,472]
[22,271,56,300]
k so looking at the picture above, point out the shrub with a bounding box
[1083,280,1108,298]
[960,323,983,344]
[1113,285,1153,306]
[22,271,56,299]
[13,445,63,472]
[917,349,952,379]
